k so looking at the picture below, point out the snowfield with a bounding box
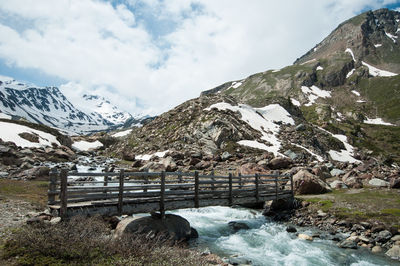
[72,140,103,151]
[112,129,132,138]
[301,85,331,106]
[364,117,394,126]
[362,61,397,77]
[136,150,169,161]
[0,121,60,148]
[205,102,294,156]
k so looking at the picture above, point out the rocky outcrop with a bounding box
[114,213,194,241]
[292,169,331,194]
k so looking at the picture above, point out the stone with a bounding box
[298,234,313,241]
[18,132,39,143]
[330,169,345,177]
[114,214,193,241]
[0,145,11,153]
[329,180,348,189]
[268,157,292,170]
[286,226,297,233]
[376,230,392,243]
[292,169,331,194]
[50,217,62,225]
[239,163,267,175]
[390,178,400,189]
[0,171,9,178]
[295,124,306,131]
[221,151,232,161]
[228,221,250,231]
[312,166,331,180]
[228,257,252,266]
[122,151,135,161]
[368,178,389,187]
[351,224,365,232]
[392,235,400,242]
[338,239,358,249]
[386,245,400,258]
[371,246,383,253]
[284,150,298,160]
[190,227,199,238]
[317,210,327,217]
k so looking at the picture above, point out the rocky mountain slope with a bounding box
[107,8,400,172]
[0,76,144,135]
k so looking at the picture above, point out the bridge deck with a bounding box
[48,170,294,218]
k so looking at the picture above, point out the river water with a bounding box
[172,206,397,266]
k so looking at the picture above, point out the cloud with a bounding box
[0,0,399,115]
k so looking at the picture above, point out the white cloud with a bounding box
[0,0,398,115]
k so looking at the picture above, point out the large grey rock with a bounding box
[114,214,193,241]
[329,180,348,189]
[386,245,400,259]
[228,221,250,231]
[330,168,345,176]
[221,151,232,161]
[368,178,389,187]
[376,230,392,243]
[268,157,292,169]
[292,169,331,194]
[337,239,358,249]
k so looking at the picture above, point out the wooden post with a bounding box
[48,167,57,205]
[194,171,199,208]
[255,173,259,202]
[103,167,108,195]
[228,173,233,205]
[178,173,182,183]
[275,174,278,200]
[238,173,242,189]
[59,169,68,219]
[210,170,215,191]
[118,169,125,215]
[290,174,294,198]
[144,169,149,193]
[160,171,166,219]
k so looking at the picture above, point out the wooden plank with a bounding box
[118,169,125,215]
[103,167,108,195]
[194,171,199,208]
[290,174,294,198]
[160,171,165,219]
[275,175,278,200]
[60,169,68,219]
[68,172,119,177]
[48,168,58,205]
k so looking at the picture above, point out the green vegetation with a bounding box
[0,179,49,209]
[299,189,400,227]
[346,12,366,26]
[1,216,207,266]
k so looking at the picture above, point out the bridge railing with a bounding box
[48,169,294,218]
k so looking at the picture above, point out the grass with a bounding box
[0,179,49,209]
[1,216,207,266]
[298,188,400,227]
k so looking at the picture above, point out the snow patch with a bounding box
[374,44,382,48]
[0,112,11,119]
[237,140,271,151]
[301,85,331,106]
[385,31,397,43]
[316,66,324,71]
[362,61,397,77]
[0,121,60,148]
[346,69,355,78]
[112,129,132,138]
[72,140,103,151]
[292,143,324,162]
[205,103,294,156]
[300,59,316,65]
[272,69,280,73]
[291,98,301,107]
[136,150,169,161]
[364,117,394,126]
[356,100,366,103]
[232,82,242,89]
[345,48,356,61]
[351,90,360,96]
[318,127,360,164]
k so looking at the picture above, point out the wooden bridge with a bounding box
[48,169,294,219]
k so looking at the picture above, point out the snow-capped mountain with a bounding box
[0,76,140,135]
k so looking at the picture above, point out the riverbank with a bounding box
[288,188,400,261]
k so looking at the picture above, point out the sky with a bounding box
[0,0,399,116]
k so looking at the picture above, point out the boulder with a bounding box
[371,246,383,253]
[312,166,331,180]
[375,230,392,243]
[114,214,193,241]
[343,176,363,188]
[329,180,348,189]
[337,239,358,249]
[221,151,232,161]
[368,178,389,188]
[268,157,292,170]
[298,234,313,241]
[286,226,297,233]
[228,221,250,231]
[390,178,400,189]
[386,245,400,259]
[239,163,268,175]
[330,169,345,177]
[292,169,331,194]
